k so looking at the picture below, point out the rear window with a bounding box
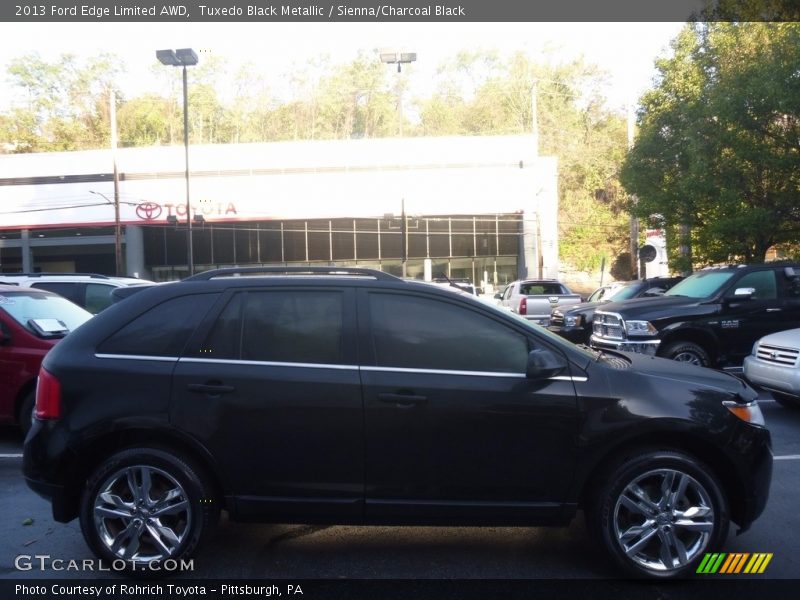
[0,290,91,337]
[196,290,346,365]
[98,293,220,357]
[519,282,569,295]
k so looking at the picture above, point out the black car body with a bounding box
[550,277,684,345]
[591,264,800,368]
[24,267,771,578]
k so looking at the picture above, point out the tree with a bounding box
[621,22,800,267]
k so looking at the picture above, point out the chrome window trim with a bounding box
[179,357,359,371]
[361,365,524,378]
[94,355,588,382]
[94,354,179,363]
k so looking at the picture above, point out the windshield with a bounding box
[603,283,644,302]
[664,271,735,299]
[0,291,93,337]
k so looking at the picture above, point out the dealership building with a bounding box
[0,134,557,289]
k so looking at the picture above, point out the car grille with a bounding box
[593,313,625,340]
[756,343,800,367]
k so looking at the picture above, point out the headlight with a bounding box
[723,401,765,427]
[625,320,658,336]
[564,314,584,327]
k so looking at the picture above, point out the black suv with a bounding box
[549,277,684,345]
[591,264,800,368]
[24,267,772,578]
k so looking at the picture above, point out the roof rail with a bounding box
[185,266,400,282]
[0,272,111,279]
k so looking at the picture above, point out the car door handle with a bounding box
[187,383,236,395]
[766,308,782,313]
[377,393,428,406]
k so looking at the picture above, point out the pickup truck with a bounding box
[497,279,582,326]
[550,276,684,345]
[590,263,800,368]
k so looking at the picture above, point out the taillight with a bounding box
[519,297,527,315]
[35,367,61,420]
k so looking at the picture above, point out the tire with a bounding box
[661,341,711,367]
[588,449,729,579]
[772,391,800,409]
[18,391,35,437]
[79,447,219,573]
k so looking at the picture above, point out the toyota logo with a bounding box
[136,202,163,220]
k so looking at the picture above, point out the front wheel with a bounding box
[589,449,729,578]
[80,448,218,572]
[661,341,711,367]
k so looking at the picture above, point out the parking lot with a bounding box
[2,390,798,581]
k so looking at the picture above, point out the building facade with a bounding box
[0,135,557,290]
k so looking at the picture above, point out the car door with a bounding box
[717,268,785,362]
[172,286,364,519]
[359,288,579,522]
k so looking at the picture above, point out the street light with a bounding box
[380,50,416,137]
[156,47,198,276]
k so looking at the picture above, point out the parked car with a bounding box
[0,284,92,434]
[591,264,800,368]
[744,328,800,408]
[24,266,771,579]
[0,273,153,314]
[550,277,684,345]
[497,279,582,326]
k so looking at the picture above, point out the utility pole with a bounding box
[110,90,123,276]
[627,103,640,280]
[531,78,539,155]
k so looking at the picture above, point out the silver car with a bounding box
[744,328,800,408]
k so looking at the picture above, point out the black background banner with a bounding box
[4,579,800,600]
[3,0,800,23]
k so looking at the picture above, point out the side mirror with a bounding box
[526,349,567,380]
[494,292,503,300]
[733,287,756,300]
[0,323,10,345]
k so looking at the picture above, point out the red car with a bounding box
[0,284,92,434]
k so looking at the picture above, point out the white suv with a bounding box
[0,273,153,314]
[744,328,800,408]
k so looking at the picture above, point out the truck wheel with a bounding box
[588,449,729,578]
[661,341,710,367]
[80,447,218,572]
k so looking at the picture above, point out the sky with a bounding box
[0,21,686,114]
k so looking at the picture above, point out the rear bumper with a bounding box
[23,419,78,523]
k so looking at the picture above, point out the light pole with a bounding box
[157,48,198,276]
[89,190,122,276]
[379,51,416,137]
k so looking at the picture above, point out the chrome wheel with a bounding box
[613,468,714,573]
[673,352,703,365]
[93,465,191,563]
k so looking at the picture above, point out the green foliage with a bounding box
[622,22,800,266]
[0,48,632,270]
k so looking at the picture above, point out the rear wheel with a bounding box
[661,341,711,367]
[80,448,218,572]
[588,449,729,578]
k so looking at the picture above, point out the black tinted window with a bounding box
[99,293,220,357]
[199,291,345,365]
[31,282,79,303]
[369,293,528,373]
